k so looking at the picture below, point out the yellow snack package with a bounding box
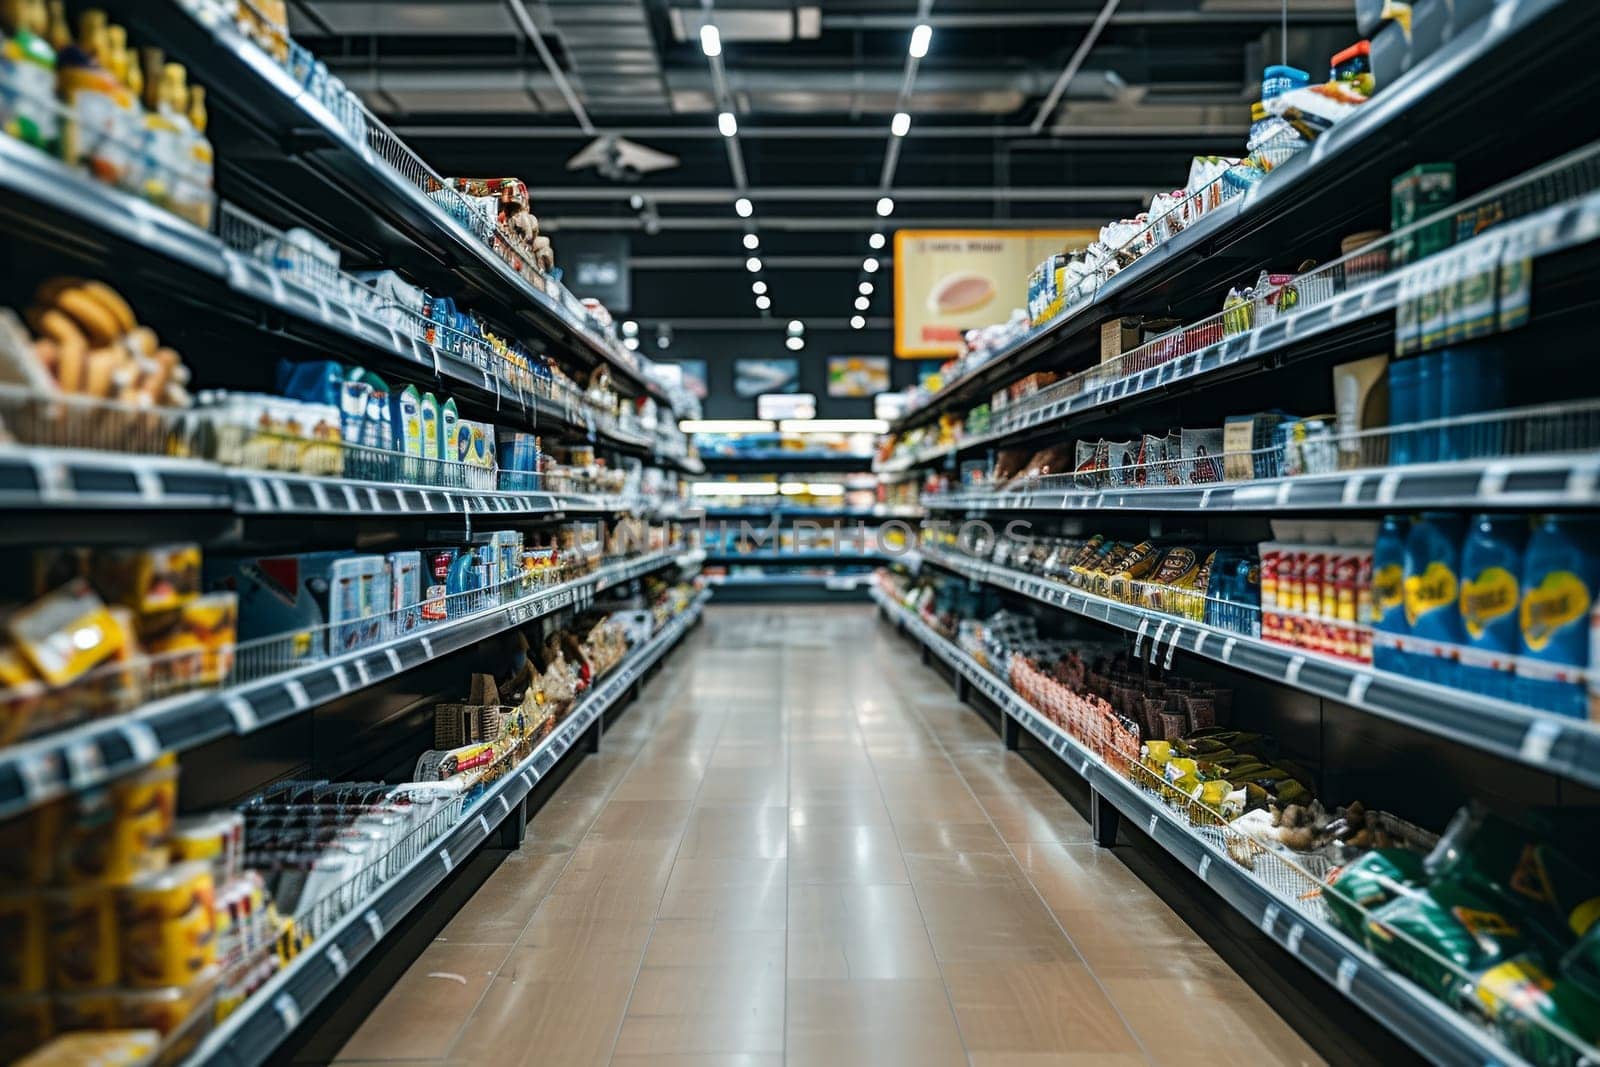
[44,886,119,990]
[119,862,216,988]
[7,580,126,687]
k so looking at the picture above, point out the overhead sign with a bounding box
[757,393,816,420]
[893,229,1096,358]
[561,233,631,311]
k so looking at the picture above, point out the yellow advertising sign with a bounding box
[893,229,1096,358]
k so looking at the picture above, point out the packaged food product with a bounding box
[1517,515,1600,717]
[0,890,48,994]
[1473,955,1600,1065]
[1403,512,1465,685]
[1179,427,1224,485]
[421,548,456,623]
[44,885,118,989]
[7,580,125,687]
[168,812,243,882]
[118,862,216,988]
[12,1030,162,1067]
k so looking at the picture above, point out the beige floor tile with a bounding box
[892,821,1009,854]
[788,824,910,884]
[434,852,570,945]
[942,960,1143,1056]
[611,1056,781,1067]
[786,979,968,1066]
[585,799,694,841]
[335,943,502,1061]
[678,804,790,858]
[787,881,927,930]
[656,879,789,929]
[640,921,786,969]
[788,920,942,980]
[1102,977,1324,1065]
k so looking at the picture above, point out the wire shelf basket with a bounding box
[0,383,205,459]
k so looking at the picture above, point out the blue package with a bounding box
[1403,511,1465,684]
[276,360,346,406]
[1372,515,1410,675]
[1438,344,1505,461]
[1412,351,1442,463]
[205,551,363,661]
[1516,515,1600,717]
[1458,514,1525,701]
[1388,357,1419,466]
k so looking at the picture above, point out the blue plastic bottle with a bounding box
[1412,351,1442,463]
[1458,514,1526,701]
[1372,515,1411,674]
[1403,512,1465,685]
[1388,358,1419,466]
[1438,344,1505,461]
[1517,515,1600,717]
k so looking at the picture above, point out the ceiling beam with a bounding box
[631,255,894,269]
[392,123,1240,140]
[1031,0,1121,134]
[504,0,595,135]
[821,9,1355,29]
[527,186,1151,203]
[542,215,1101,231]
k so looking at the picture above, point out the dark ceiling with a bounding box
[289,1,1358,329]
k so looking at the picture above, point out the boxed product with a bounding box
[387,551,423,636]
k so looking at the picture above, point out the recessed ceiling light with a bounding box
[858,281,873,295]
[869,232,886,249]
[743,233,759,250]
[623,336,639,350]
[621,320,638,337]
[735,197,753,218]
[752,280,767,294]
[628,194,644,211]
[850,315,866,329]
[785,336,805,351]
[718,111,738,137]
[755,294,771,310]
[863,257,880,273]
[854,296,870,311]
[891,112,911,137]
[699,24,721,57]
[787,319,804,335]
[745,256,762,273]
[875,197,894,217]
[909,23,931,58]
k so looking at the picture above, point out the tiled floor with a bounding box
[334,605,1323,1066]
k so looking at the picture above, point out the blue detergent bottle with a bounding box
[1372,515,1411,674]
[1403,512,1465,685]
[1517,515,1600,717]
[1458,513,1526,701]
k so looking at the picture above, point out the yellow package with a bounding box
[90,545,201,641]
[146,594,236,687]
[0,891,48,995]
[112,758,180,882]
[12,1030,161,1067]
[113,968,217,1036]
[45,887,119,990]
[119,862,215,988]
[0,799,62,887]
[7,581,126,688]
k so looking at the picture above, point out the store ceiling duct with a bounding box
[542,0,673,114]
[290,1,517,35]
[668,4,822,44]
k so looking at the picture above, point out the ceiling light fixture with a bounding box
[742,233,759,250]
[858,282,873,295]
[875,197,894,217]
[787,320,804,335]
[699,24,721,57]
[755,294,771,310]
[850,315,866,329]
[628,194,644,211]
[908,23,932,58]
[863,257,880,273]
[891,112,911,137]
[869,232,886,249]
[734,197,753,218]
[717,111,738,137]
[680,419,775,434]
[621,320,638,336]
[623,337,639,350]
[854,296,870,311]
[752,280,767,295]
[785,336,805,351]
[781,420,889,434]
[745,256,762,273]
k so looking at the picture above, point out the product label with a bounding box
[1462,567,1520,640]
[1404,561,1458,627]
[1520,571,1592,653]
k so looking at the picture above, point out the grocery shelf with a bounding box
[882,179,1600,472]
[0,549,704,823]
[0,446,234,510]
[923,451,1600,514]
[913,546,1600,789]
[704,550,888,565]
[187,592,708,1067]
[118,0,670,409]
[872,584,1544,1067]
[707,573,873,589]
[888,0,1584,433]
[704,507,895,522]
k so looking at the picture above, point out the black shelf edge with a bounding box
[186,592,708,1067]
[882,183,1600,472]
[874,585,1541,1067]
[698,454,877,473]
[887,0,1576,434]
[705,551,888,564]
[702,508,895,522]
[923,452,1600,514]
[913,547,1600,790]
[0,550,704,822]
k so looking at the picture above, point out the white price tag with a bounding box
[1197,855,1211,882]
[477,813,491,837]
[65,740,105,789]
[353,659,371,686]
[121,722,161,763]
[1284,655,1305,685]
[498,795,512,814]
[331,665,351,693]
[1221,637,1237,662]
[326,943,349,978]
[421,638,435,659]
[1345,673,1373,705]
[385,648,403,673]
[1132,618,1151,657]
[1335,957,1358,993]
[1192,632,1208,656]
[1079,758,1091,776]
[364,910,384,941]
[439,848,453,873]
[1147,812,1159,835]
[284,679,310,710]
[274,992,301,1030]
[1285,924,1305,955]
[1519,719,1562,766]
[1148,621,1169,663]
[15,756,53,802]
[1260,903,1280,933]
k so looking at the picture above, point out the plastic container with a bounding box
[1437,344,1505,461]
[1517,515,1600,716]
[1261,64,1310,101]
[1372,515,1411,674]
[1403,512,1465,684]
[1458,514,1526,701]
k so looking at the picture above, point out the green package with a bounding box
[1364,880,1529,1001]
[1474,955,1600,1067]
[1325,848,1426,941]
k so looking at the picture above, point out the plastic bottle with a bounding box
[56,9,133,183]
[185,82,213,226]
[1388,357,1419,466]
[1403,511,1465,685]
[0,0,59,150]
[1412,350,1441,463]
[1458,514,1526,701]
[104,22,142,193]
[1517,515,1600,717]
[1438,344,1505,461]
[1372,515,1410,674]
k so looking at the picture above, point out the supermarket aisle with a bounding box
[331,605,1320,1066]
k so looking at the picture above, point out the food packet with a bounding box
[1365,880,1528,1001]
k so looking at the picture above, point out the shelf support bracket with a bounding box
[1002,711,1021,751]
[1091,789,1120,848]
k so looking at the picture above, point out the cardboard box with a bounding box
[1332,355,1389,466]
[1099,317,1142,364]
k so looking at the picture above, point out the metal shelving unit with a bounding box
[885,0,1585,435]
[0,549,703,823]
[186,592,708,1067]
[912,546,1600,789]
[699,453,877,474]
[873,584,1552,1067]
